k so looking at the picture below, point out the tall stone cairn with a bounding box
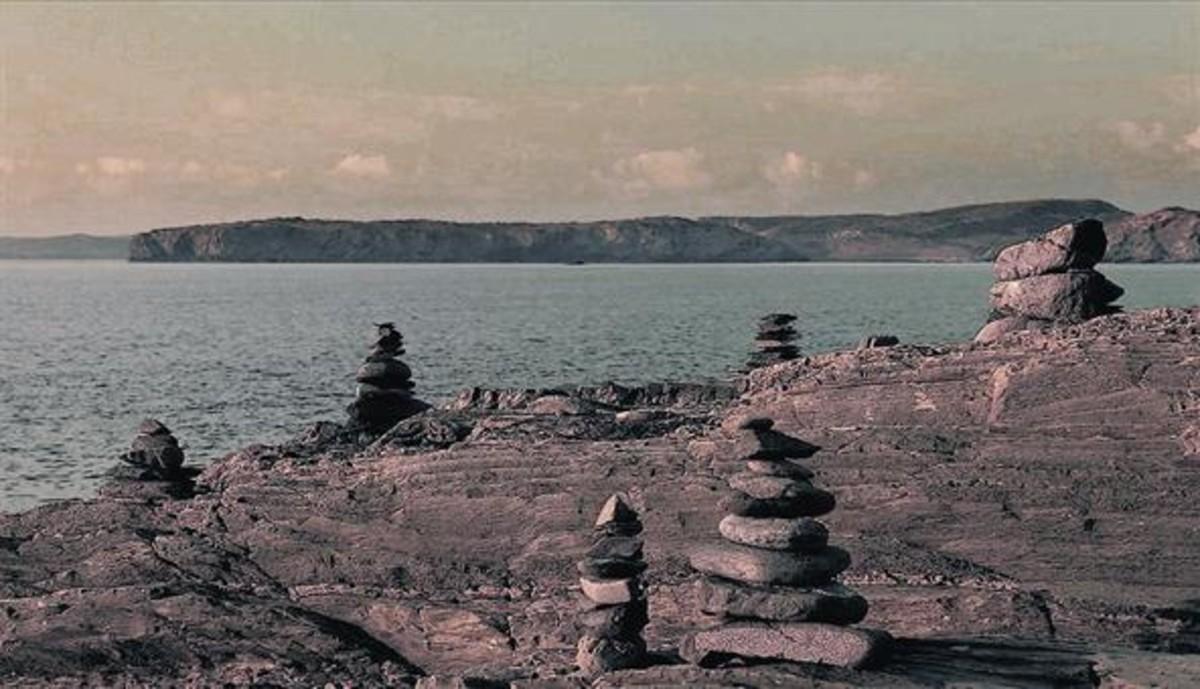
[346,322,431,431]
[975,219,1124,343]
[681,417,891,669]
[743,313,800,372]
[575,494,648,674]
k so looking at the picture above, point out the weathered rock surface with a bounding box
[696,577,868,624]
[992,219,1107,281]
[690,543,851,586]
[989,270,1124,321]
[718,515,828,551]
[3,307,1200,685]
[680,622,891,669]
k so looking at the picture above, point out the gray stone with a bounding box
[730,429,820,462]
[973,315,1053,344]
[696,577,868,624]
[680,622,891,669]
[989,270,1123,322]
[587,536,643,561]
[689,543,850,586]
[718,515,828,552]
[743,459,814,479]
[720,487,835,519]
[576,634,645,674]
[595,493,639,528]
[579,576,641,605]
[356,359,413,385]
[993,219,1107,281]
[727,473,816,501]
[576,558,647,579]
[575,598,648,637]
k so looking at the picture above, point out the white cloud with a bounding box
[332,153,392,178]
[208,91,251,119]
[853,168,878,190]
[0,157,15,175]
[92,156,147,176]
[611,147,711,193]
[176,160,289,187]
[763,151,823,189]
[418,95,502,121]
[768,69,904,116]
[1181,126,1200,152]
[1112,120,1168,152]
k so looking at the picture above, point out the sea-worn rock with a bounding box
[993,219,1107,281]
[689,543,850,586]
[718,515,828,551]
[720,488,835,518]
[680,622,891,669]
[989,270,1124,322]
[696,577,868,624]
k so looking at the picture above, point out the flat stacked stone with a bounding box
[976,219,1124,343]
[347,322,431,431]
[576,494,648,674]
[744,313,800,371]
[681,417,890,669]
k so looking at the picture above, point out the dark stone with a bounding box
[587,536,644,561]
[993,219,1107,281]
[576,557,647,579]
[718,515,828,552]
[731,429,820,461]
[720,488,835,519]
[858,334,899,349]
[744,459,815,479]
[575,598,649,637]
[680,622,891,669]
[689,543,851,586]
[356,360,413,386]
[576,634,646,674]
[696,577,868,624]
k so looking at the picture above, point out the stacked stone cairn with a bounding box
[681,417,890,669]
[105,419,196,500]
[347,322,430,431]
[575,493,649,674]
[744,313,800,371]
[976,218,1124,344]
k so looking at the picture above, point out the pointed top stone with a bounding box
[595,493,640,528]
[737,417,774,431]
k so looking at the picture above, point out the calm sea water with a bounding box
[2,261,1198,512]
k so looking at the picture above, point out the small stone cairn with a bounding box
[976,219,1124,343]
[105,419,195,500]
[347,322,430,431]
[575,494,648,674]
[744,313,800,371]
[681,417,890,669]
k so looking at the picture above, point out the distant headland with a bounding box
[3,199,1198,263]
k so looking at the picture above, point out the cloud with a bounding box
[332,153,392,178]
[0,157,15,175]
[1181,126,1200,152]
[418,95,502,121]
[88,156,147,176]
[208,91,251,119]
[1112,120,1168,153]
[853,168,878,190]
[767,69,905,116]
[763,151,823,189]
[610,147,711,194]
[176,160,289,187]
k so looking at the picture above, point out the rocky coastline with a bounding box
[4,221,1200,687]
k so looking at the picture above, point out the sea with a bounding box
[2,261,1198,513]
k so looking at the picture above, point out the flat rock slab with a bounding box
[718,515,828,551]
[690,543,850,586]
[696,577,868,624]
[727,473,820,501]
[580,576,641,606]
[680,622,891,670]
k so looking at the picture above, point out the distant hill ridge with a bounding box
[7,199,1200,262]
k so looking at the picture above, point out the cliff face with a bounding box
[128,199,1132,263]
[1107,207,1200,263]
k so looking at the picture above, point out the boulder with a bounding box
[576,635,646,674]
[989,270,1124,322]
[993,219,1107,281]
[726,474,819,501]
[973,315,1053,344]
[575,599,648,637]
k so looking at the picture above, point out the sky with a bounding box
[1,2,1198,236]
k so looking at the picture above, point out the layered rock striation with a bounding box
[976,219,1124,343]
[682,417,891,669]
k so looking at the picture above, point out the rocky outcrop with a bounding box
[4,307,1200,686]
[1107,206,1200,263]
[976,219,1123,343]
[127,199,1130,263]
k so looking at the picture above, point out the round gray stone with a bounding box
[689,542,850,587]
[718,515,828,551]
[696,576,868,623]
